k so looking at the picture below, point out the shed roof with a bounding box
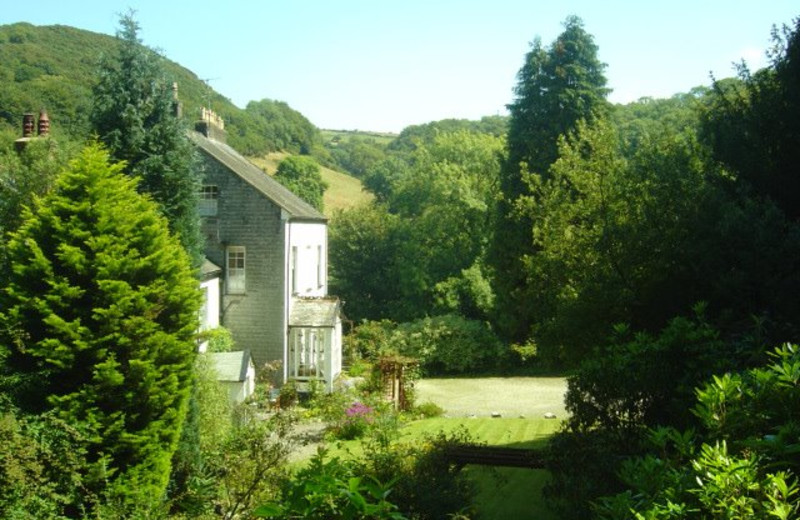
[209,350,253,382]
[289,297,341,328]
[200,258,222,280]
[189,131,326,221]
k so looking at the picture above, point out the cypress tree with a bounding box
[91,12,202,263]
[0,144,201,512]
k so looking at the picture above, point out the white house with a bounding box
[191,109,343,391]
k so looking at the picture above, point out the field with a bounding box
[249,152,373,215]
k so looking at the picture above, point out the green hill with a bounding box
[0,22,372,211]
[0,22,321,158]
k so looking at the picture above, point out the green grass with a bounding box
[468,466,559,520]
[249,151,373,216]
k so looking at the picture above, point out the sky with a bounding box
[3,1,798,133]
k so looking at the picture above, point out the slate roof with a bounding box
[188,131,326,221]
[289,297,341,327]
[210,350,253,382]
[200,258,222,280]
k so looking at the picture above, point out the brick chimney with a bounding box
[195,106,227,143]
[15,110,51,153]
[37,109,50,136]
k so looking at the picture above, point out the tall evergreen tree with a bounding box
[490,16,610,341]
[91,13,202,262]
[0,144,201,513]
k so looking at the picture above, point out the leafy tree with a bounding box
[490,15,610,342]
[274,155,328,212]
[91,13,202,261]
[701,17,800,220]
[0,144,201,513]
[330,131,501,323]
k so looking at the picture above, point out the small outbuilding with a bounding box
[210,350,256,404]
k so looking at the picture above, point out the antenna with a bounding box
[200,77,220,112]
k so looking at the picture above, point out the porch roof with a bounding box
[289,297,340,328]
[209,350,253,382]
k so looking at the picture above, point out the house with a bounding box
[210,350,257,404]
[191,109,343,392]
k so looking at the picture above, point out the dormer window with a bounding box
[199,185,219,216]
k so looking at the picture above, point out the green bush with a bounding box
[595,344,800,519]
[413,401,445,419]
[255,449,406,519]
[389,314,504,375]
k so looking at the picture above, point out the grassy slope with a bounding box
[249,152,373,216]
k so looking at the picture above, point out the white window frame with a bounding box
[290,246,298,295]
[199,185,219,216]
[226,246,246,294]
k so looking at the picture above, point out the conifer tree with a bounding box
[0,144,201,512]
[490,16,610,341]
[91,12,202,262]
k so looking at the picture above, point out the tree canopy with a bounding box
[0,144,201,512]
[91,13,202,262]
[274,155,328,212]
[490,15,611,342]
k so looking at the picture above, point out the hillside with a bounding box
[250,152,373,215]
[0,22,321,158]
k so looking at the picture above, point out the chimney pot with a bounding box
[22,113,34,137]
[37,109,50,136]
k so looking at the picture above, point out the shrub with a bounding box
[413,401,445,419]
[389,314,503,375]
[255,449,407,520]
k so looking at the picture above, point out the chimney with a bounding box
[15,113,36,153]
[172,82,182,118]
[37,109,50,136]
[22,113,34,137]
[195,106,227,143]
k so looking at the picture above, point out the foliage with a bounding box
[0,136,76,237]
[203,326,235,353]
[274,155,328,212]
[387,116,508,154]
[0,23,322,164]
[544,309,762,519]
[331,401,377,440]
[386,315,504,376]
[0,144,201,513]
[359,427,478,519]
[0,401,90,519]
[168,352,233,517]
[255,449,407,520]
[327,134,388,178]
[330,131,501,323]
[242,98,325,156]
[214,412,295,520]
[91,12,202,261]
[595,344,800,519]
[700,17,800,220]
[412,401,445,419]
[491,15,611,342]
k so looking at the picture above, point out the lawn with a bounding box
[299,377,567,519]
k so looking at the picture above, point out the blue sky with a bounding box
[3,1,797,132]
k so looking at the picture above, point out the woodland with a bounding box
[0,11,799,520]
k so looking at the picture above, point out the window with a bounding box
[199,185,219,216]
[226,246,245,294]
[317,245,324,288]
[290,246,298,295]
